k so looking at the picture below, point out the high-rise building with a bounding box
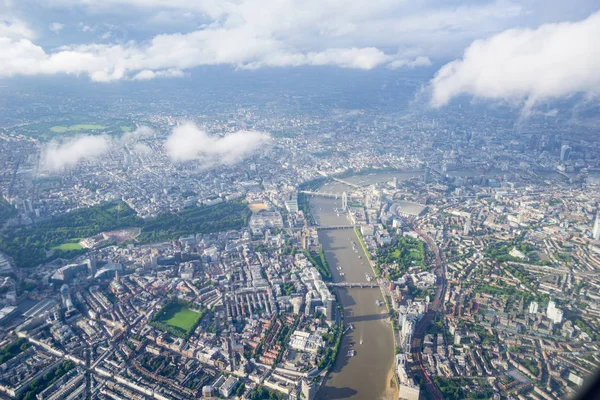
[341,192,348,211]
[86,256,96,278]
[464,217,471,236]
[553,309,563,324]
[560,144,572,162]
[291,296,304,315]
[285,197,299,214]
[399,383,421,400]
[546,301,556,319]
[528,301,538,314]
[202,385,214,398]
[546,300,563,324]
[304,293,313,316]
[301,379,317,400]
[392,176,398,189]
[423,166,431,184]
[325,295,336,321]
[593,214,600,241]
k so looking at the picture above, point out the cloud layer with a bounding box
[0,0,535,81]
[430,11,600,108]
[41,126,154,171]
[165,123,270,166]
[40,124,268,171]
[41,135,111,171]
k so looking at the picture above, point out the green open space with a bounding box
[50,124,105,133]
[137,200,251,243]
[150,299,206,338]
[485,235,552,265]
[377,236,425,280]
[51,241,83,251]
[0,202,139,268]
[165,306,201,331]
[14,118,137,141]
[0,200,251,268]
[432,376,493,399]
[303,249,332,281]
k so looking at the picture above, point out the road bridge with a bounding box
[299,190,339,199]
[316,225,354,231]
[327,282,379,288]
[330,176,360,188]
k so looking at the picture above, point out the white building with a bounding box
[546,301,563,324]
[528,301,538,314]
[285,197,299,213]
[464,217,471,236]
[593,214,600,241]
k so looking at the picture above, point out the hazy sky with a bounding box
[1,0,599,107]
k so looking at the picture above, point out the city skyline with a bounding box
[0,1,599,400]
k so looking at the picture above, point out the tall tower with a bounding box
[423,166,431,184]
[546,300,556,320]
[463,217,471,236]
[593,214,600,241]
[528,301,538,314]
[87,254,97,278]
[325,295,336,321]
[301,379,317,400]
[560,144,572,162]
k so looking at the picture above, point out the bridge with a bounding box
[331,177,360,189]
[316,225,355,231]
[299,190,339,199]
[316,171,361,189]
[327,282,379,288]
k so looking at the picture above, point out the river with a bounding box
[311,172,419,400]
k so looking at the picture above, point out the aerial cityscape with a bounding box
[0,1,599,400]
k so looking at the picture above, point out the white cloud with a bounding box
[49,22,65,34]
[132,68,184,80]
[41,135,111,171]
[0,0,530,80]
[165,122,270,167]
[0,16,33,39]
[133,142,152,154]
[40,125,155,171]
[430,11,600,108]
[0,31,394,81]
[120,125,154,143]
[387,56,432,69]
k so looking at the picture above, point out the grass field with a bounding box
[120,126,133,132]
[52,242,83,251]
[50,124,105,133]
[248,203,268,212]
[163,305,201,331]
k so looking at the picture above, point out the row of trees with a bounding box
[303,249,332,281]
[248,385,283,400]
[17,360,74,400]
[138,201,251,243]
[0,338,30,364]
[0,198,17,226]
[317,321,343,370]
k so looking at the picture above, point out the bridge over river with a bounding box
[315,225,355,231]
[326,281,379,288]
